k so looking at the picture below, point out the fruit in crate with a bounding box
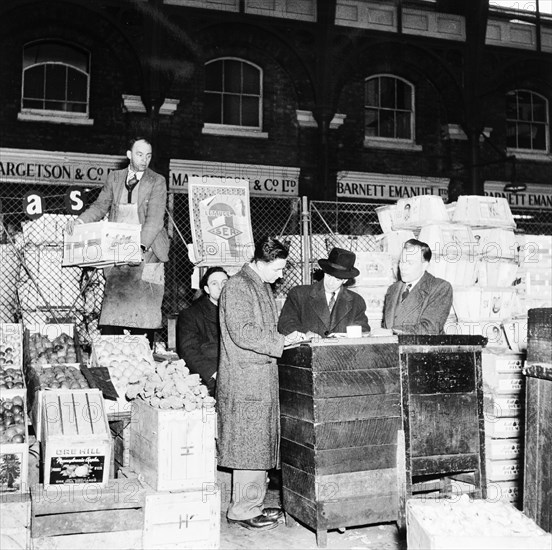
[127,359,216,411]
[28,333,78,365]
[0,332,22,367]
[0,396,26,444]
[92,336,155,395]
[34,365,89,390]
[0,366,25,390]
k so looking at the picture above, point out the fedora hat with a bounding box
[318,247,360,279]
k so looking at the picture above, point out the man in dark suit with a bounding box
[278,247,370,338]
[383,238,452,335]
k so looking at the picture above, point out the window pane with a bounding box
[23,98,43,109]
[517,122,532,148]
[242,63,260,95]
[23,66,44,99]
[532,95,547,122]
[45,65,66,100]
[532,123,546,150]
[364,108,378,136]
[396,80,412,110]
[205,62,222,91]
[506,92,517,119]
[67,69,87,102]
[396,111,411,139]
[204,92,222,123]
[225,60,242,93]
[506,122,518,148]
[379,78,395,109]
[24,41,88,71]
[516,91,532,120]
[242,96,259,126]
[223,94,241,125]
[365,79,378,107]
[379,109,395,137]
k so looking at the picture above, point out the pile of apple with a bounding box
[33,365,89,390]
[0,396,26,444]
[92,336,155,397]
[28,332,78,365]
[0,366,25,390]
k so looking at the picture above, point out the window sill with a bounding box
[507,149,552,162]
[18,111,93,125]
[363,138,422,151]
[202,125,268,138]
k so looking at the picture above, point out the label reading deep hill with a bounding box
[49,455,105,484]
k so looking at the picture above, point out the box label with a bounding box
[49,455,105,484]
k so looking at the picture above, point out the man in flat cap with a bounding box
[278,247,370,338]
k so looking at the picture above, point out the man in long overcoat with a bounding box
[217,237,300,531]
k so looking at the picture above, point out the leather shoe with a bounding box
[262,507,284,520]
[227,515,279,531]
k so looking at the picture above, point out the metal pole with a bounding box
[301,196,311,285]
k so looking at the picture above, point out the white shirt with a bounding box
[404,274,424,291]
[325,288,340,307]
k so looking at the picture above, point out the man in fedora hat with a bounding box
[278,247,370,338]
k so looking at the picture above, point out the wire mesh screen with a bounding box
[0,183,105,345]
[166,192,304,320]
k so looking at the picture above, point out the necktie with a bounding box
[401,283,412,302]
[328,292,336,312]
[126,173,139,202]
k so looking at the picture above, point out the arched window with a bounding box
[22,41,90,116]
[364,75,414,141]
[506,90,549,152]
[204,58,262,129]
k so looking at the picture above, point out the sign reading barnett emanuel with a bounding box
[336,171,450,202]
[0,147,124,186]
[169,159,299,197]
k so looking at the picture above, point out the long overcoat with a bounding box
[216,263,285,470]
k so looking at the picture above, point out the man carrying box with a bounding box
[65,137,169,347]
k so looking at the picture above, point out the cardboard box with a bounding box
[41,389,111,487]
[406,499,551,549]
[486,459,521,482]
[452,195,516,229]
[485,417,522,439]
[129,399,216,492]
[62,221,142,267]
[143,487,220,550]
[485,438,521,461]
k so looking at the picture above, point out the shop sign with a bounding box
[485,181,552,210]
[0,147,123,186]
[336,171,449,201]
[169,159,299,197]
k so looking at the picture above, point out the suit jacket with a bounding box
[176,295,220,384]
[383,271,452,335]
[78,167,170,262]
[278,280,370,337]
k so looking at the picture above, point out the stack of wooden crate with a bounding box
[127,398,220,550]
[482,347,526,507]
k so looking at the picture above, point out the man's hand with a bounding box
[65,218,83,236]
[284,331,307,347]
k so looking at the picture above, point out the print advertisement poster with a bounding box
[188,176,254,266]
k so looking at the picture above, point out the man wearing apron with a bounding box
[66,137,170,346]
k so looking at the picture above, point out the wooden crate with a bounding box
[407,499,551,549]
[129,399,216,492]
[0,392,30,494]
[279,337,402,548]
[143,487,220,549]
[0,492,30,549]
[41,389,111,487]
[110,418,131,477]
[30,481,146,538]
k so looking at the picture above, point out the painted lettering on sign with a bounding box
[484,182,552,210]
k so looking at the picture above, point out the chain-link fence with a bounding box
[1,184,551,347]
[0,183,303,347]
